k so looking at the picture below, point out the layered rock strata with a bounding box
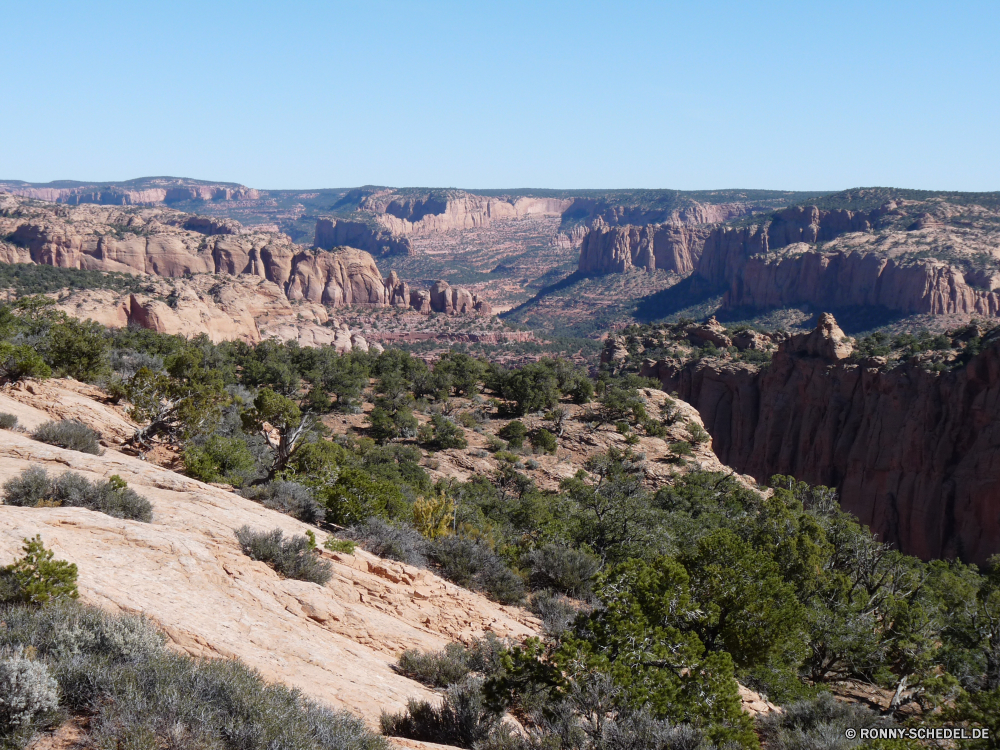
[642,315,1000,564]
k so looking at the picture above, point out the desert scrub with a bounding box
[525,544,600,598]
[30,420,102,455]
[240,480,325,524]
[0,652,59,733]
[2,467,153,523]
[0,413,18,430]
[234,526,333,585]
[380,676,505,748]
[345,518,429,567]
[395,634,505,688]
[0,600,389,750]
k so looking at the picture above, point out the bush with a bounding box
[241,480,325,524]
[529,428,557,454]
[0,652,59,732]
[0,412,18,430]
[498,421,527,449]
[234,526,333,585]
[396,636,506,688]
[46,318,110,382]
[323,538,356,554]
[486,436,506,453]
[668,441,693,462]
[0,601,390,750]
[758,692,895,750]
[529,590,579,636]
[380,676,504,748]
[31,420,102,455]
[2,468,153,523]
[432,536,525,604]
[0,342,51,383]
[184,434,259,488]
[398,643,474,688]
[686,420,710,445]
[0,535,78,606]
[419,415,468,451]
[526,544,600,597]
[319,467,408,526]
[345,518,429,567]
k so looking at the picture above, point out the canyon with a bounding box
[629,314,1000,565]
[0,193,493,345]
[575,193,1000,323]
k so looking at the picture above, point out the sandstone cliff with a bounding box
[0,194,493,344]
[0,177,260,206]
[577,219,711,274]
[642,315,1000,564]
[696,202,1000,316]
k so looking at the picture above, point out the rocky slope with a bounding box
[635,314,1000,564]
[0,379,538,725]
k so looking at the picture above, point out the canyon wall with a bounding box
[644,315,1000,564]
[360,192,572,236]
[0,181,260,205]
[577,220,711,274]
[314,217,413,257]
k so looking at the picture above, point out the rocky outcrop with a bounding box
[577,220,710,275]
[0,382,537,723]
[428,280,492,315]
[314,217,413,257]
[0,178,260,206]
[645,316,1000,564]
[695,203,1000,317]
[361,192,572,236]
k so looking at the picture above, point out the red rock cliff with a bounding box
[646,315,1000,564]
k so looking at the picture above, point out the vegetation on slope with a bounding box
[3,297,1000,746]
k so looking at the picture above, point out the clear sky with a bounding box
[3,1,998,191]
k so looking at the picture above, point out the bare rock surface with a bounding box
[0,387,537,723]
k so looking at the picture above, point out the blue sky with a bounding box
[2,1,998,191]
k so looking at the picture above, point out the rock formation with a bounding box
[0,380,537,723]
[314,217,413,257]
[577,219,710,275]
[0,178,260,206]
[0,193,494,344]
[643,315,1000,564]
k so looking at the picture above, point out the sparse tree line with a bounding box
[2,296,1000,748]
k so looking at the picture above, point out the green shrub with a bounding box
[46,319,110,382]
[0,412,18,430]
[0,536,78,606]
[668,441,693,462]
[234,526,333,585]
[529,428,557,454]
[419,415,468,451]
[2,467,153,523]
[183,434,259,487]
[485,435,506,453]
[319,467,408,526]
[31,420,102,455]
[457,411,479,429]
[323,538,356,554]
[497,421,527,449]
[241,480,325,524]
[0,343,51,383]
[686,420,710,445]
